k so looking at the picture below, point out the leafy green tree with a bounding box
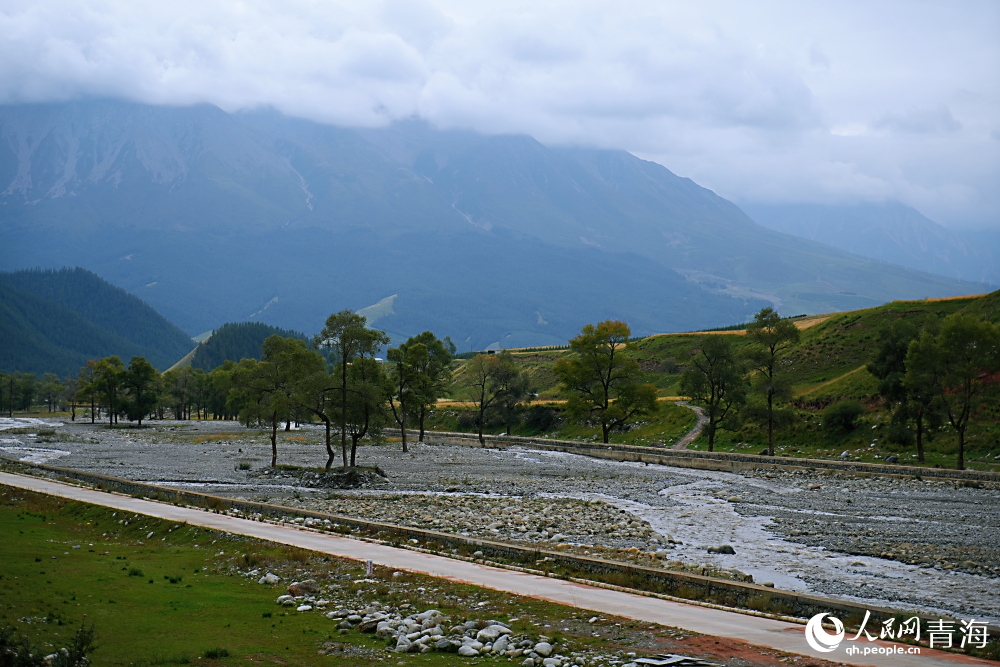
[94,357,126,425]
[411,333,455,442]
[39,373,63,413]
[316,311,389,470]
[0,373,13,417]
[342,355,388,468]
[490,358,532,435]
[743,308,800,456]
[867,319,936,458]
[122,356,159,426]
[386,340,427,453]
[679,335,746,451]
[163,367,193,420]
[553,320,658,443]
[230,336,320,467]
[60,375,79,421]
[208,361,238,420]
[15,373,36,412]
[467,352,520,444]
[76,361,100,424]
[907,314,1000,470]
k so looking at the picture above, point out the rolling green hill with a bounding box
[0,268,194,375]
[432,291,1000,469]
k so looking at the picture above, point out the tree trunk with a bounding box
[270,411,278,467]
[323,418,335,471]
[602,422,609,444]
[71,401,76,422]
[418,408,426,442]
[915,411,925,462]
[285,419,291,432]
[478,407,485,445]
[766,390,775,456]
[351,436,359,468]
[90,399,95,424]
[401,414,408,453]
[957,427,965,471]
[707,420,716,452]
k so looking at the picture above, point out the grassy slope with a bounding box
[431,292,1000,469]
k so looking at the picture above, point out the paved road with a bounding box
[1,472,990,667]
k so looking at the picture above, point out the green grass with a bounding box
[424,401,696,447]
[0,486,696,666]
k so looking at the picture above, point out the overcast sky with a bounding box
[2,0,998,228]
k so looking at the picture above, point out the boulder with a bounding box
[258,572,280,585]
[492,636,510,654]
[458,645,480,657]
[296,604,312,612]
[708,545,736,555]
[287,579,321,596]
[534,642,553,657]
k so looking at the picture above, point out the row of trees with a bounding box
[679,307,801,455]
[678,308,999,469]
[868,313,1000,470]
[227,311,455,471]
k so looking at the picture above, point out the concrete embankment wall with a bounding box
[4,454,995,636]
[410,430,1000,483]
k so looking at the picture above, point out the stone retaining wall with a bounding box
[411,430,1000,483]
[5,454,994,636]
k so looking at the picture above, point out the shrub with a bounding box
[204,647,230,658]
[525,405,557,431]
[823,400,864,433]
[128,567,144,577]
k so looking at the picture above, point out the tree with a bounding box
[467,352,521,444]
[491,359,532,435]
[60,375,79,421]
[0,373,13,417]
[906,314,1000,470]
[386,340,427,453]
[15,373,36,412]
[553,320,658,443]
[316,311,389,470]
[76,361,99,424]
[94,357,126,425]
[409,332,455,442]
[122,356,159,426]
[39,373,63,413]
[743,308,801,456]
[229,336,322,468]
[679,335,746,451]
[342,355,388,468]
[868,319,933,458]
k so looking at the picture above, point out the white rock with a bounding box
[542,659,562,667]
[276,595,293,605]
[458,645,480,657]
[296,605,312,612]
[259,572,280,585]
[534,642,553,657]
[492,636,510,654]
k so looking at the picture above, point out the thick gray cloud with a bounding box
[1,0,997,227]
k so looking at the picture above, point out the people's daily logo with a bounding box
[805,613,844,652]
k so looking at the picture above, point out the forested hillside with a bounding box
[189,322,307,370]
[0,268,193,375]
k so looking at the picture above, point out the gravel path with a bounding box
[671,402,707,450]
[2,418,998,625]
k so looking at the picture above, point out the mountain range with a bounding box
[742,202,998,286]
[0,100,987,351]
